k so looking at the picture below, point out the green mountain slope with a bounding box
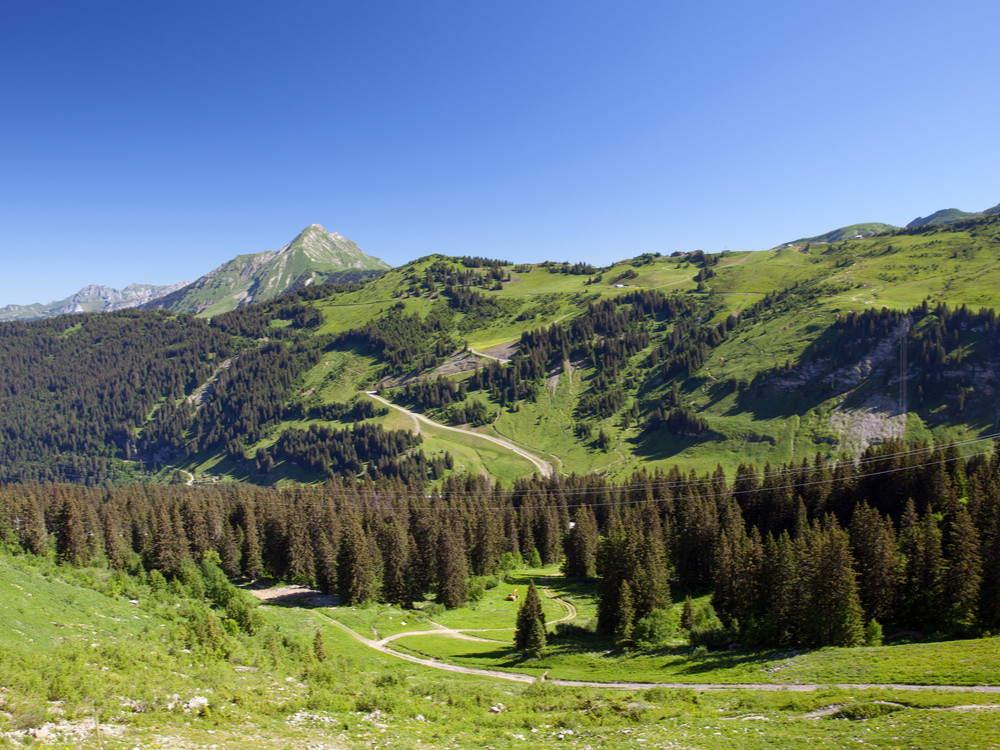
[906,201,1000,228]
[786,222,897,245]
[146,224,390,316]
[4,215,1000,486]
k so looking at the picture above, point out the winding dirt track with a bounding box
[320,588,1000,694]
[365,391,553,477]
[468,347,511,363]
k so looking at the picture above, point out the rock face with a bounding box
[144,224,391,316]
[0,282,190,321]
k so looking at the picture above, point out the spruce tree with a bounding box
[614,580,636,648]
[944,503,982,628]
[979,497,1000,629]
[680,596,695,631]
[514,580,546,651]
[848,502,898,623]
[337,510,376,606]
[56,491,87,566]
[525,618,547,659]
[435,523,468,608]
[563,505,598,578]
[313,629,327,662]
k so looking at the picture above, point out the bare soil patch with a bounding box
[243,581,339,608]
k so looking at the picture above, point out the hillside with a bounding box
[785,222,897,245]
[906,201,1000,228]
[4,215,1000,486]
[146,224,390,316]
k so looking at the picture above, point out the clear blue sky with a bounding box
[2,1,999,305]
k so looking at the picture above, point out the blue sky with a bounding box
[2,1,999,305]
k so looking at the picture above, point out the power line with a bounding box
[3,435,993,514]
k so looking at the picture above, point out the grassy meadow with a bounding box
[3,555,999,749]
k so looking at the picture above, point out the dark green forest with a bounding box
[3,440,998,650]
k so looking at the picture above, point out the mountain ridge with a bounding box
[782,200,1000,247]
[144,223,390,316]
[0,225,390,321]
[0,281,190,322]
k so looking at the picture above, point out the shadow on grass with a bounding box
[627,430,716,462]
[665,647,796,676]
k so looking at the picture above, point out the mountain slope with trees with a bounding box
[3,214,1000,486]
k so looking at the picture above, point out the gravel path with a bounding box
[365,391,553,477]
[321,587,1000,694]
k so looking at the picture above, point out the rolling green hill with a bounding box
[906,201,1000,228]
[4,215,1000,486]
[785,222,897,245]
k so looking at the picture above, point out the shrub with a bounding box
[864,619,883,647]
[689,604,737,650]
[634,607,680,649]
[422,603,446,618]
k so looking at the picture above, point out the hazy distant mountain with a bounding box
[906,202,1000,229]
[782,200,1000,247]
[0,282,190,322]
[146,224,391,316]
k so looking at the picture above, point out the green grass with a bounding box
[4,554,1000,749]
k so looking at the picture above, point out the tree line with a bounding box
[3,439,999,649]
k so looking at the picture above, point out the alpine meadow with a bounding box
[4,212,1000,749]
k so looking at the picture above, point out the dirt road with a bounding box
[323,616,1000,693]
[365,391,553,477]
[320,585,1000,693]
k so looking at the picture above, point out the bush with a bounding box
[864,619,883,647]
[498,551,523,572]
[835,702,904,720]
[422,603,446,618]
[553,619,597,640]
[688,604,737,650]
[467,577,487,603]
[633,607,680,649]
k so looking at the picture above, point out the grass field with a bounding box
[3,554,1000,748]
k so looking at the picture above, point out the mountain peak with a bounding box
[145,226,390,316]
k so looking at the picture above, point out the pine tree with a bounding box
[944,502,982,628]
[56,491,87,566]
[435,523,468,608]
[614,580,636,648]
[337,510,376,606]
[848,502,898,623]
[313,629,327,662]
[514,580,546,651]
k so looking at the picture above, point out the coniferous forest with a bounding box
[3,439,998,650]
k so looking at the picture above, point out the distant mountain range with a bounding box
[0,282,191,321]
[0,224,390,321]
[6,201,1000,323]
[784,201,1000,246]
